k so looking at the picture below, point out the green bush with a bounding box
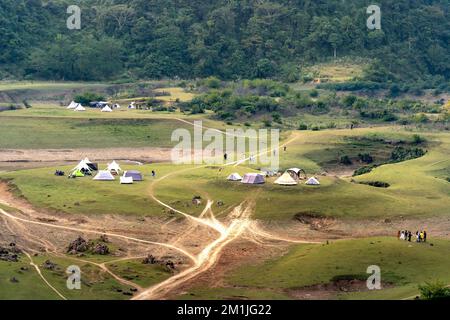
[419,281,450,300]
[298,123,308,130]
[340,155,352,165]
[74,92,105,106]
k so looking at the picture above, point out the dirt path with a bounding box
[133,130,322,300]
[23,251,67,300]
[0,147,172,166]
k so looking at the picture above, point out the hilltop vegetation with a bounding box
[0,0,449,92]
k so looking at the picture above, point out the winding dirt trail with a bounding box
[132,130,320,299]
[23,251,67,300]
[0,124,320,300]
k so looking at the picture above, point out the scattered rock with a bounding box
[42,260,57,270]
[99,234,109,243]
[142,255,158,265]
[92,243,110,255]
[67,236,88,254]
[0,246,20,262]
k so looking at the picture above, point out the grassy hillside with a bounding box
[179,237,450,300]
[2,128,448,220]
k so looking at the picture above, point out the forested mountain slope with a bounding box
[0,0,448,85]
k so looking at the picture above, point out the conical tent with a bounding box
[275,172,298,186]
[241,173,265,184]
[227,173,243,181]
[93,170,115,181]
[81,158,98,171]
[74,104,86,112]
[72,160,92,172]
[306,177,320,185]
[101,105,112,112]
[107,161,122,174]
[67,101,78,109]
[287,168,306,180]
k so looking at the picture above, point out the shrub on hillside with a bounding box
[340,155,352,165]
[390,147,426,163]
[74,92,105,106]
[358,153,374,164]
[419,282,450,300]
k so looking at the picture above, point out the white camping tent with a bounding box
[93,170,115,181]
[113,104,121,109]
[275,172,298,186]
[72,160,92,172]
[227,173,242,181]
[107,161,121,174]
[306,177,320,185]
[67,101,78,109]
[287,168,306,180]
[74,104,86,112]
[101,105,112,112]
[120,176,133,184]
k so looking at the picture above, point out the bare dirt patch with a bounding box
[0,147,173,171]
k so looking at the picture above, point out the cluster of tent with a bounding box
[274,168,320,186]
[227,168,320,186]
[66,101,121,113]
[66,101,86,112]
[69,158,143,184]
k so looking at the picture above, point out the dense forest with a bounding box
[0,0,449,88]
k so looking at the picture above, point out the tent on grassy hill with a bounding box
[120,176,133,184]
[93,170,115,181]
[74,104,86,112]
[83,157,98,171]
[275,172,298,186]
[107,161,122,175]
[227,173,242,181]
[241,173,265,184]
[305,177,320,185]
[101,105,112,112]
[67,101,78,109]
[72,160,92,173]
[70,169,85,178]
[124,170,143,181]
[287,168,307,180]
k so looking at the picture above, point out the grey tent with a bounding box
[241,173,265,184]
[93,170,115,181]
[124,170,143,181]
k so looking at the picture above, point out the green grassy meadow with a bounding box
[178,237,450,300]
[1,128,448,220]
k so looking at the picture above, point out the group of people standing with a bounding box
[398,230,427,243]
